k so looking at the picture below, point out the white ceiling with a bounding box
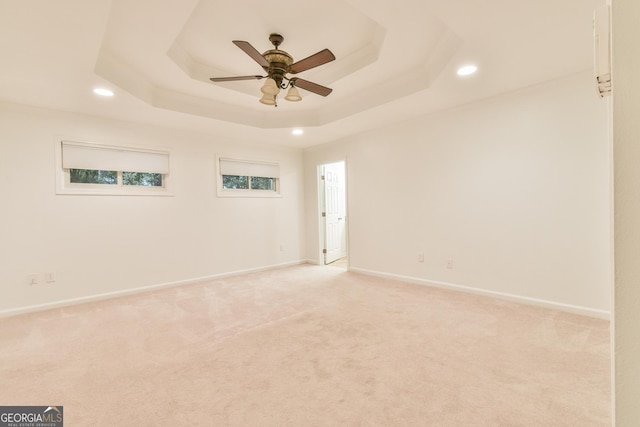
[0,0,604,148]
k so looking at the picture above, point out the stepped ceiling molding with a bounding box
[0,0,603,147]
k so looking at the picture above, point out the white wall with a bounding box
[0,71,612,319]
[612,0,640,424]
[0,102,305,314]
[305,70,611,316]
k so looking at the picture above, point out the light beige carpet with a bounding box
[0,265,610,426]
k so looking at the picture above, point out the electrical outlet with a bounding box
[417,252,424,263]
[27,274,39,285]
[45,272,56,283]
[446,259,454,269]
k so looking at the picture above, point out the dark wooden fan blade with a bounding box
[289,48,335,74]
[210,75,264,82]
[232,40,269,68]
[290,78,332,97]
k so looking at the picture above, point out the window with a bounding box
[70,169,117,185]
[68,169,163,187]
[250,176,275,190]
[218,157,280,197]
[122,172,163,187]
[221,175,275,190]
[57,141,170,195]
[222,175,249,189]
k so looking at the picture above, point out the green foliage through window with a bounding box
[251,177,275,190]
[123,172,163,187]
[70,169,117,185]
[69,169,163,188]
[222,175,275,191]
[222,175,249,189]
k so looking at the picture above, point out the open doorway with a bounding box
[319,161,348,268]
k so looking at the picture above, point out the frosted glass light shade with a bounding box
[260,78,280,96]
[259,93,276,105]
[285,86,302,102]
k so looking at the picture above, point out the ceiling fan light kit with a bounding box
[259,94,276,105]
[284,85,302,102]
[260,77,280,96]
[210,33,335,107]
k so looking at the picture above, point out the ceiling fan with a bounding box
[210,33,335,106]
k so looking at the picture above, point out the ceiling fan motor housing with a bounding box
[263,50,293,88]
[263,33,292,88]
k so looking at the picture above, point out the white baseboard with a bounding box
[0,260,306,318]
[2,262,610,320]
[349,267,610,320]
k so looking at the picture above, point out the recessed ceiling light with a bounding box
[93,88,114,97]
[456,65,478,76]
[292,129,304,136]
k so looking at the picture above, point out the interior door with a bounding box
[323,162,346,264]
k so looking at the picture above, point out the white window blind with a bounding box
[61,141,170,174]
[219,158,280,178]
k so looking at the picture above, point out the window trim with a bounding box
[216,155,282,198]
[55,140,173,196]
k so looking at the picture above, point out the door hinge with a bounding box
[323,249,327,254]
[321,175,325,180]
[322,212,326,217]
